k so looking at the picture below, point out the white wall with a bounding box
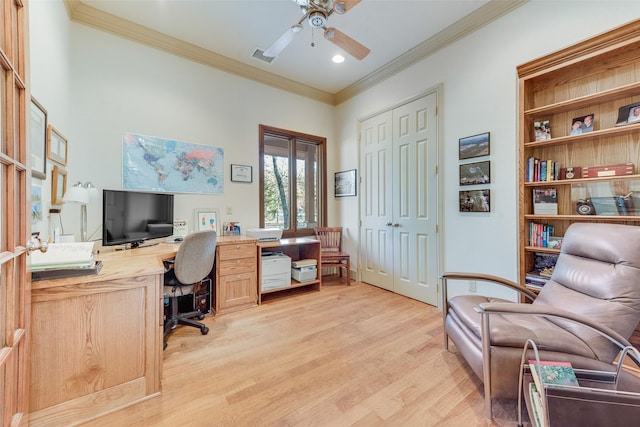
[335,1,640,298]
[29,0,73,237]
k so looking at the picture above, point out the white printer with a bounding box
[246,228,283,241]
[261,252,291,291]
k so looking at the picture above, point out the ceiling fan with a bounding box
[263,0,370,61]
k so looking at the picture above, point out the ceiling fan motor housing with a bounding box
[308,10,328,28]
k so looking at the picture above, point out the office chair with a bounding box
[314,227,351,284]
[163,229,217,349]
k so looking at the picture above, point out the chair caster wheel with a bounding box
[201,326,209,335]
[197,313,205,320]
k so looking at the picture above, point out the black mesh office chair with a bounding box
[163,229,217,349]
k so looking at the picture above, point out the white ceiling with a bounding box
[68,0,527,104]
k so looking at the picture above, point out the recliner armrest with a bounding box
[441,272,537,305]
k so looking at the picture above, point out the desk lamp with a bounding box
[63,181,98,241]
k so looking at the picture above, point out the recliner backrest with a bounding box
[173,230,217,284]
[534,223,640,361]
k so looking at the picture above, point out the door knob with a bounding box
[26,237,48,254]
[393,223,400,227]
[386,222,393,226]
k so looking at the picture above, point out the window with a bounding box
[259,125,326,237]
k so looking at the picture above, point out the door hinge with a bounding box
[435,224,439,234]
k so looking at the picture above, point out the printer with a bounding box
[246,228,283,241]
[261,252,291,291]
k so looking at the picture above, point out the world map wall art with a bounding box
[122,132,224,194]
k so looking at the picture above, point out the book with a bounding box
[533,188,558,215]
[529,360,580,394]
[534,120,551,141]
[528,382,546,427]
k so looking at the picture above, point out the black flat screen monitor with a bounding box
[102,189,174,248]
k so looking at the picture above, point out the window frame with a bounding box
[259,124,327,238]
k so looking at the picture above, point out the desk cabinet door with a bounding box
[217,272,257,312]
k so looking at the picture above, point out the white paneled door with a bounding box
[359,93,439,306]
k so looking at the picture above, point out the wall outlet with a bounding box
[468,280,477,292]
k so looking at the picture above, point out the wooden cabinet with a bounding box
[517,19,640,295]
[257,237,321,304]
[215,237,258,314]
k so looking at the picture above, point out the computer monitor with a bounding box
[102,189,174,248]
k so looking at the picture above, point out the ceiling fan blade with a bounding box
[333,0,362,14]
[263,24,303,58]
[324,27,370,60]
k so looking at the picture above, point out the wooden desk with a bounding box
[29,243,177,426]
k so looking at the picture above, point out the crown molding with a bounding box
[64,0,336,105]
[334,0,530,104]
[63,0,528,106]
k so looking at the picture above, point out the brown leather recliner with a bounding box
[442,223,640,419]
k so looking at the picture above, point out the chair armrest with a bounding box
[478,302,635,358]
[441,272,538,304]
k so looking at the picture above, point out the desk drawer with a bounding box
[218,257,256,275]
[218,243,256,261]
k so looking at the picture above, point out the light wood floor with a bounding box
[83,279,529,426]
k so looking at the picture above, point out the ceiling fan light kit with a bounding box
[262,0,368,60]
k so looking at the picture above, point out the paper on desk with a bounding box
[30,242,95,269]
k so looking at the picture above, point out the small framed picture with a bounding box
[615,103,640,126]
[569,113,594,135]
[51,165,67,205]
[459,132,490,160]
[459,189,490,212]
[459,161,490,186]
[231,164,252,183]
[534,120,551,141]
[30,98,47,179]
[194,208,220,234]
[335,169,357,197]
[47,125,68,165]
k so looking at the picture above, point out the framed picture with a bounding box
[194,208,220,234]
[459,161,490,186]
[31,183,43,225]
[459,189,490,212]
[335,169,357,197]
[615,103,640,127]
[459,132,490,160]
[570,113,594,135]
[534,120,551,141]
[47,125,68,165]
[51,165,67,205]
[30,98,47,179]
[231,164,252,183]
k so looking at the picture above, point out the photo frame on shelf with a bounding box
[615,102,640,126]
[459,189,490,212]
[51,165,67,205]
[459,132,490,160]
[194,208,220,234]
[47,125,68,165]
[569,113,594,135]
[30,98,47,179]
[534,120,551,141]
[459,160,490,186]
[231,164,252,183]
[334,169,357,197]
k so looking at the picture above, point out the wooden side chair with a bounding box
[314,227,351,284]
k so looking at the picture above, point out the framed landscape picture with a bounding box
[459,189,490,212]
[459,132,490,160]
[459,161,490,186]
[335,169,357,197]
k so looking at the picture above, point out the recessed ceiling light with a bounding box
[332,54,345,64]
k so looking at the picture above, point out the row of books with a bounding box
[528,360,579,427]
[526,157,560,182]
[529,222,555,248]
